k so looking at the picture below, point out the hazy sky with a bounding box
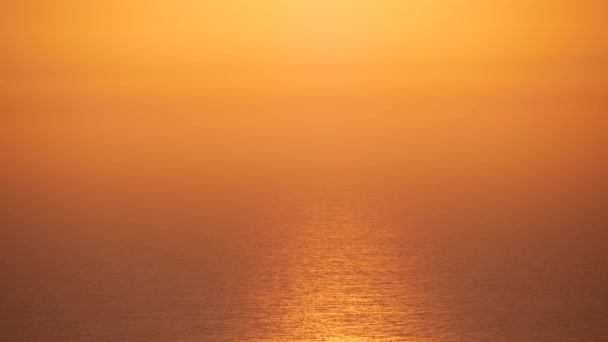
[1,0,606,190]
[1,1,606,72]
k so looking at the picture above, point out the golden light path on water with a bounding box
[235,192,440,342]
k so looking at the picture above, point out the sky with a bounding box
[1,0,606,197]
[1,1,606,73]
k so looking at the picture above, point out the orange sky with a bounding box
[1,1,606,76]
[1,0,606,194]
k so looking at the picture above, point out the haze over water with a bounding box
[3,103,607,341]
[2,182,608,341]
[1,1,608,341]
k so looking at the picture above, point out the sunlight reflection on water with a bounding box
[1,190,607,341]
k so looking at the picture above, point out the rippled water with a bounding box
[1,189,607,341]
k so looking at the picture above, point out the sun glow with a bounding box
[2,0,606,72]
